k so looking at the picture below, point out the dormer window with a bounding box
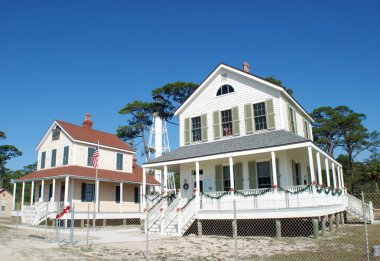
[216,84,234,96]
[52,126,61,141]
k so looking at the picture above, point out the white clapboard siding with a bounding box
[179,70,281,146]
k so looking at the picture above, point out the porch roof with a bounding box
[17,165,159,185]
[145,130,308,165]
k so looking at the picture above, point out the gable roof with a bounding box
[37,120,134,152]
[175,63,313,122]
[145,130,308,164]
[17,164,159,185]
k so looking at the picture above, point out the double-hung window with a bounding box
[304,121,310,139]
[221,109,233,136]
[87,148,95,166]
[116,153,123,170]
[253,102,267,130]
[40,151,46,169]
[288,106,296,133]
[81,183,95,202]
[257,161,271,188]
[191,116,202,142]
[63,146,69,165]
[51,149,57,167]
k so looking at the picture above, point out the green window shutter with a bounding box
[232,106,240,136]
[213,111,220,140]
[266,99,275,130]
[287,104,292,132]
[303,119,307,138]
[244,104,253,134]
[248,161,257,189]
[293,110,298,134]
[291,160,296,185]
[201,114,208,142]
[234,162,243,190]
[215,165,223,191]
[184,118,190,145]
[276,158,280,187]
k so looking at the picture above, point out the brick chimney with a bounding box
[243,61,250,73]
[82,113,93,129]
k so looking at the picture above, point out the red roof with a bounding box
[56,120,134,152]
[17,165,159,185]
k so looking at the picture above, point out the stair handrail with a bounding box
[147,198,166,229]
[162,197,181,230]
[180,196,196,235]
[345,193,373,223]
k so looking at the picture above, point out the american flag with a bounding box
[92,146,99,168]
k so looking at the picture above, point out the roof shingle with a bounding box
[56,120,134,152]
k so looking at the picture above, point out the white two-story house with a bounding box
[142,63,352,236]
[12,114,158,225]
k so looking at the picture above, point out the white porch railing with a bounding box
[345,193,374,223]
[147,198,166,229]
[180,197,196,236]
[162,197,181,231]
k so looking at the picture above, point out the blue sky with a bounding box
[1,0,379,170]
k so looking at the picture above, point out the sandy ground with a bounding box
[0,217,377,261]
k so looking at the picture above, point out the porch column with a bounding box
[195,161,200,198]
[331,162,337,188]
[120,182,123,213]
[340,167,345,189]
[324,158,331,187]
[307,146,316,185]
[337,166,342,189]
[51,178,56,202]
[271,152,277,190]
[316,151,322,185]
[229,157,235,194]
[12,182,17,210]
[40,179,45,202]
[64,176,69,206]
[30,181,34,206]
[142,168,146,208]
[163,165,168,196]
[21,182,25,208]
[95,179,100,212]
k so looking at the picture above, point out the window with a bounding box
[253,102,267,130]
[134,187,140,203]
[52,126,61,141]
[304,121,310,139]
[60,184,65,201]
[216,84,235,96]
[257,161,271,188]
[191,116,202,142]
[87,148,95,166]
[81,183,95,202]
[63,146,69,165]
[115,186,120,203]
[116,153,123,170]
[221,109,233,136]
[295,162,301,186]
[51,149,57,167]
[191,169,204,176]
[40,151,46,169]
[222,166,238,191]
[49,183,53,200]
[38,184,42,198]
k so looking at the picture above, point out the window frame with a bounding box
[63,146,69,165]
[87,148,96,166]
[51,149,57,167]
[289,106,296,133]
[40,151,46,169]
[216,84,235,97]
[116,153,123,170]
[304,120,310,139]
[221,109,233,137]
[253,102,267,131]
[115,185,120,203]
[191,116,202,142]
[81,183,95,202]
[256,161,272,188]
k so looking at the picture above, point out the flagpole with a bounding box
[93,139,99,227]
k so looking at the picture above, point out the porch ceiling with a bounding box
[145,130,308,165]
